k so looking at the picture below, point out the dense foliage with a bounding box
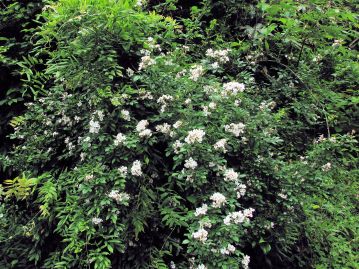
[0,0,358,268]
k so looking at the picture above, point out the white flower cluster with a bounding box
[139,90,154,100]
[210,192,226,208]
[121,109,131,121]
[220,243,236,255]
[194,204,208,217]
[92,217,103,225]
[203,85,218,95]
[138,55,155,70]
[158,94,174,113]
[126,68,134,77]
[184,157,198,170]
[89,120,100,134]
[235,182,247,199]
[85,174,94,181]
[95,110,105,121]
[135,0,146,8]
[173,140,184,154]
[196,264,207,269]
[189,65,204,81]
[202,102,217,116]
[242,255,250,269]
[223,208,255,225]
[173,120,183,129]
[146,37,161,52]
[185,129,205,144]
[259,100,276,111]
[224,168,239,182]
[224,123,245,137]
[321,162,332,172]
[108,190,130,203]
[131,160,143,176]
[206,48,230,63]
[118,166,128,177]
[155,123,171,134]
[114,133,126,146]
[213,138,227,153]
[136,120,152,138]
[192,228,208,242]
[222,81,245,96]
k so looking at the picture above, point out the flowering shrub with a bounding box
[0,0,358,269]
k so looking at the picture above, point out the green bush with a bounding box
[0,0,358,269]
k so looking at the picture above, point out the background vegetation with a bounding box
[0,0,358,268]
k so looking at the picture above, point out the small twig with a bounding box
[349,37,358,49]
[159,227,176,252]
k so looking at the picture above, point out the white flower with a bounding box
[243,208,255,218]
[138,55,155,70]
[199,219,212,228]
[158,95,174,105]
[89,120,100,134]
[173,121,183,129]
[184,157,198,170]
[220,243,236,255]
[114,133,126,146]
[234,99,241,107]
[196,264,207,269]
[189,65,204,81]
[192,228,208,242]
[278,193,288,199]
[208,102,217,109]
[185,129,205,144]
[176,70,186,78]
[121,110,131,121]
[321,162,332,172]
[236,183,247,198]
[85,174,94,181]
[202,106,210,116]
[220,248,229,255]
[108,190,130,203]
[223,215,232,225]
[92,217,103,225]
[227,244,236,253]
[173,140,184,154]
[126,68,134,77]
[139,129,152,138]
[136,120,149,132]
[186,175,194,183]
[210,192,226,208]
[242,255,250,269]
[118,166,128,177]
[155,123,171,134]
[96,110,104,121]
[224,208,255,225]
[206,48,230,63]
[194,204,208,217]
[224,168,238,182]
[211,62,219,69]
[137,120,152,137]
[214,139,227,153]
[222,81,245,96]
[184,98,191,105]
[131,160,142,176]
[225,123,245,137]
[135,0,145,7]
